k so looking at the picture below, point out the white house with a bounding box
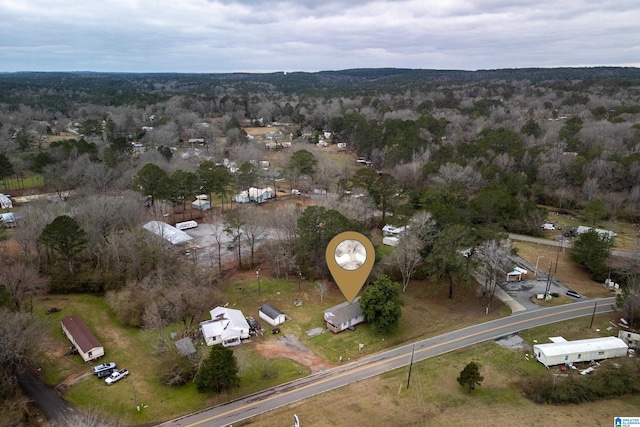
[0,193,12,209]
[259,304,286,326]
[191,195,211,211]
[61,316,105,363]
[533,336,628,367]
[200,307,250,347]
[0,212,16,227]
[324,297,365,334]
[382,224,409,237]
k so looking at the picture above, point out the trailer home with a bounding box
[533,336,628,367]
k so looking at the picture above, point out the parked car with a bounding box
[541,222,556,230]
[566,290,582,298]
[92,362,116,376]
[105,369,129,385]
[291,189,301,195]
[96,367,117,379]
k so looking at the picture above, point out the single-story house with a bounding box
[382,224,409,237]
[248,187,274,203]
[533,336,628,367]
[324,297,365,334]
[0,193,12,209]
[143,221,193,245]
[61,316,105,363]
[200,307,250,347]
[0,212,16,227]
[191,195,211,211]
[234,191,250,203]
[259,304,286,326]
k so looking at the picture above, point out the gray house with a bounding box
[324,297,365,334]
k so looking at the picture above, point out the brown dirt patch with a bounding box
[254,334,334,373]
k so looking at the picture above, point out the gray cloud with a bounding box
[0,0,637,72]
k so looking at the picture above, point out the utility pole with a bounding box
[407,344,415,389]
[555,234,564,273]
[590,301,598,329]
[545,261,553,298]
[256,269,261,296]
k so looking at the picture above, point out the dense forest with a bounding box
[1,67,640,425]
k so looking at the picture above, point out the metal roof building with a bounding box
[533,336,628,367]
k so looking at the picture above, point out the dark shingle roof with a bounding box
[324,297,362,326]
[259,303,284,320]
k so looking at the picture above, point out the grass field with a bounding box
[236,313,640,427]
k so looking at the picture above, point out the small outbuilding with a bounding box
[533,336,628,367]
[259,304,286,326]
[61,316,104,363]
[324,297,365,334]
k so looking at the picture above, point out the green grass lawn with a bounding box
[1,174,45,192]
[32,272,509,424]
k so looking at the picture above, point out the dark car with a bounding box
[93,362,116,376]
[566,290,582,298]
[96,367,116,379]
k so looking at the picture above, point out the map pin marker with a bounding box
[326,231,375,303]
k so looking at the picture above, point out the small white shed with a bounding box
[259,304,286,326]
[533,336,628,367]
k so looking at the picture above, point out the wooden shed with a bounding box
[533,336,628,367]
[259,304,286,326]
[61,316,104,363]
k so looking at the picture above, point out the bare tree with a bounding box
[474,240,513,313]
[241,205,269,268]
[386,233,423,292]
[314,280,329,303]
[0,263,49,312]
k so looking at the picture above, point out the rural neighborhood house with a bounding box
[200,307,250,347]
[60,316,105,363]
[533,336,628,367]
[324,297,365,333]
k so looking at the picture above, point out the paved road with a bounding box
[509,233,637,259]
[159,297,617,427]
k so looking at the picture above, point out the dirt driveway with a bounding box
[255,334,334,373]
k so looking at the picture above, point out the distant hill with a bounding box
[1,67,639,107]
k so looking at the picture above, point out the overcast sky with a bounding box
[1,0,638,73]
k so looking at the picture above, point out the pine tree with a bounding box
[194,345,240,393]
[457,362,484,392]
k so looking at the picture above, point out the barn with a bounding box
[259,304,286,326]
[61,316,105,363]
[533,336,628,367]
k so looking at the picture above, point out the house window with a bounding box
[577,354,581,359]
[564,356,568,361]
[598,351,605,355]
[88,351,92,357]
